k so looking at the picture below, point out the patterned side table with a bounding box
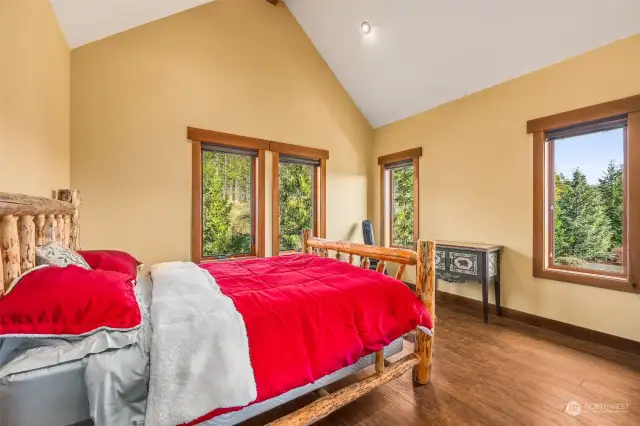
[435,241,503,323]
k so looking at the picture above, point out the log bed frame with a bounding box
[0,191,435,426]
[266,230,436,426]
[0,190,81,296]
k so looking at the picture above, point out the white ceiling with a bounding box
[286,0,640,127]
[50,0,214,48]
[52,0,640,128]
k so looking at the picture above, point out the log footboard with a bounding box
[268,231,436,425]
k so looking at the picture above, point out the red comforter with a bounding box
[187,254,432,425]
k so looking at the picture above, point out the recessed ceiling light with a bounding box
[361,21,372,34]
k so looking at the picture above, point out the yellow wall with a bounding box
[71,0,372,266]
[0,0,70,196]
[372,35,640,341]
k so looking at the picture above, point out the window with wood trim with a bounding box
[529,95,640,292]
[201,145,256,258]
[272,142,328,256]
[378,148,421,248]
[278,157,317,251]
[190,127,266,263]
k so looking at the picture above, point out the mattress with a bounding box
[0,359,89,426]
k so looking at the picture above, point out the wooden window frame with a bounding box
[189,127,266,263]
[378,148,422,249]
[271,142,328,256]
[528,95,640,293]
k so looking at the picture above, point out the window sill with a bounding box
[390,244,414,250]
[279,250,302,256]
[199,254,258,263]
[534,267,635,293]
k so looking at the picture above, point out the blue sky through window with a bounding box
[554,128,624,184]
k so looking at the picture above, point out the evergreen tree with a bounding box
[202,151,234,257]
[279,163,313,251]
[553,173,570,258]
[597,161,624,250]
[555,168,611,261]
[391,166,414,247]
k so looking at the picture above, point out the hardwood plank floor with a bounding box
[241,305,640,426]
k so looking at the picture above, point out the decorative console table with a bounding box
[435,241,503,323]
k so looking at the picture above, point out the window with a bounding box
[278,158,316,251]
[529,96,640,292]
[201,147,254,258]
[271,142,327,255]
[378,148,421,248]
[389,162,415,247]
[190,127,266,263]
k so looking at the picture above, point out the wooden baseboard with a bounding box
[404,282,640,356]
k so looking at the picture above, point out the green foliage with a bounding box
[554,173,570,258]
[202,151,252,257]
[555,256,586,268]
[554,167,621,264]
[391,166,414,247]
[598,161,624,249]
[279,163,313,251]
[202,151,315,256]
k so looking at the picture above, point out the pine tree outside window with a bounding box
[271,142,328,256]
[389,163,415,248]
[378,148,421,249]
[278,158,316,252]
[201,147,256,258]
[549,124,625,275]
[189,127,267,263]
[529,97,640,293]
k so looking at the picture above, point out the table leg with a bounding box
[482,274,489,323]
[494,276,502,317]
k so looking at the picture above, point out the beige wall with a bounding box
[71,0,373,265]
[372,35,640,342]
[0,0,70,196]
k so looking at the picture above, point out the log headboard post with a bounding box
[0,190,79,295]
[56,189,81,250]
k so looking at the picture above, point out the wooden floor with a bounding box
[242,304,640,426]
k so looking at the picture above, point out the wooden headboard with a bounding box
[0,190,80,295]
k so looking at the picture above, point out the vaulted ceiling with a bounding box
[52,0,640,127]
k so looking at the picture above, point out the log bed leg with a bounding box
[413,240,436,385]
[375,350,385,373]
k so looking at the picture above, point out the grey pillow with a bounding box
[35,241,91,269]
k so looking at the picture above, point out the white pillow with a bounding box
[35,241,91,270]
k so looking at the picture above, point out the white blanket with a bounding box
[146,262,256,426]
